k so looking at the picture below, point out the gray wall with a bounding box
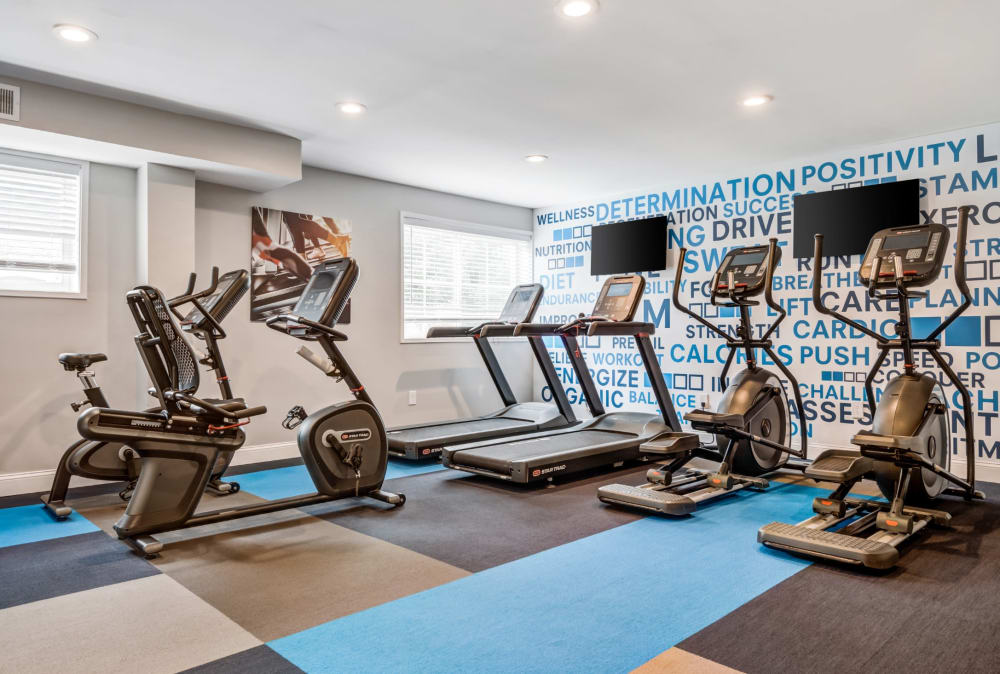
[0,163,138,475]
[0,163,532,480]
[195,167,534,448]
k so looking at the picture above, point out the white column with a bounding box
[135,163,197,404]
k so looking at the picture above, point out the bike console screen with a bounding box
[715,244,775,298]
[292,258,357,326]
[859,223,948,288]
[183,269,249,329]
[593,276,644,321]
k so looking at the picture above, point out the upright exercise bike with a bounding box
[759,206,984,569]
[77,257,402,556]
[42,268,249,519]
[599,238,808,515]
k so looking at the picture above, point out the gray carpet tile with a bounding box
[302,461,651,572]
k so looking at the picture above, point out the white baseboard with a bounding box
[0,441,300,498]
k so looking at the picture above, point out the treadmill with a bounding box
[442,274,683,484]
[387,284,577,460]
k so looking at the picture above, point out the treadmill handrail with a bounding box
[587,321,656,337]
[426,325,477,338]
[512,322,565,337]
[479,323,519,337]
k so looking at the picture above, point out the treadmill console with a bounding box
[498,283,544,323]
[859,223,948,288]
[292,258,359,326]
[713,244,776,300]
[182,269,250,330]
[593,275,645,321]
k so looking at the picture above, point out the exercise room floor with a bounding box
[1,458,997,673]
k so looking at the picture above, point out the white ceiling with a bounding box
[1,0,999,208]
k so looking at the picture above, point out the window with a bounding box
[0,149,87,298]
[401,212,532,341]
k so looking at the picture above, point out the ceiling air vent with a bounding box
[0,83,20,121]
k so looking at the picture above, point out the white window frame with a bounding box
[399,211,533,344]
[0,148,89,299]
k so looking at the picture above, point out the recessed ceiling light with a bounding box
[525,154,549,163]
[557,0,599,18]
[337,101,367,115]
[742,94,773,107]
[53,24,98,43]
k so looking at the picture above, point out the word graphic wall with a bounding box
[532,122,1000,476]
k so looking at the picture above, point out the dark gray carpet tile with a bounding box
[181,645,304,674]
[680,483,1000,673]
[301,461,651,572]
[0,531,159,609]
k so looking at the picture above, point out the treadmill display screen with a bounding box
[595,281,638,320]
[294,269,342,322]
[498,288,539,323]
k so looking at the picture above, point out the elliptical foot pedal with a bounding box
[597,484,696,516]
[758,522,899,569]
[639,432,700,456]
[804,449,873,483]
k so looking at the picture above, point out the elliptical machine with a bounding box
[598,238,808,515]
[42,268,249,519]
[759,206,984,569]
[77,257,402,557]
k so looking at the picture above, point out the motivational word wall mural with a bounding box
[532,122,1000,477]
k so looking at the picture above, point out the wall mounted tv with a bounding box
[792,179,919,258]
[590,215,668,275]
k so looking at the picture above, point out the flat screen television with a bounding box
[590,215,668,275]
[792,180,919,258]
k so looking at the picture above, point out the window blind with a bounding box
[402,215,532,340]
[0,151,84,295]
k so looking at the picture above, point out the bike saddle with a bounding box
[58,353,108,371]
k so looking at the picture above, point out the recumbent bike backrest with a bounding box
[127,285,200,414]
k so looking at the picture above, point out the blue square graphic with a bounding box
[911,317,942,340]
[565,257,576,268]
[562,228,573,240]
[945,316,981,347]
[718,306,737,318]
[575,255,584,267]
[553,229,563,241]
[822,371,832,381]
[832,371,843,382]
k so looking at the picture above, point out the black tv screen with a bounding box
[793,180,919,258]
[591,215,668,275]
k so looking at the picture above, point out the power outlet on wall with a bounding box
[698,394,711,410]
[408,390,417,406]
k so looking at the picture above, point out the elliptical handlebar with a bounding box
[673,247,731,341]
[761,238,786,341]
[927,205,973,341]
[812,234,886,343]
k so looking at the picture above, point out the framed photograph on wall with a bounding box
[250,206,353,322]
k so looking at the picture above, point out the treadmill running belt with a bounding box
[450,429,636,472]
[388,417,531,444]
